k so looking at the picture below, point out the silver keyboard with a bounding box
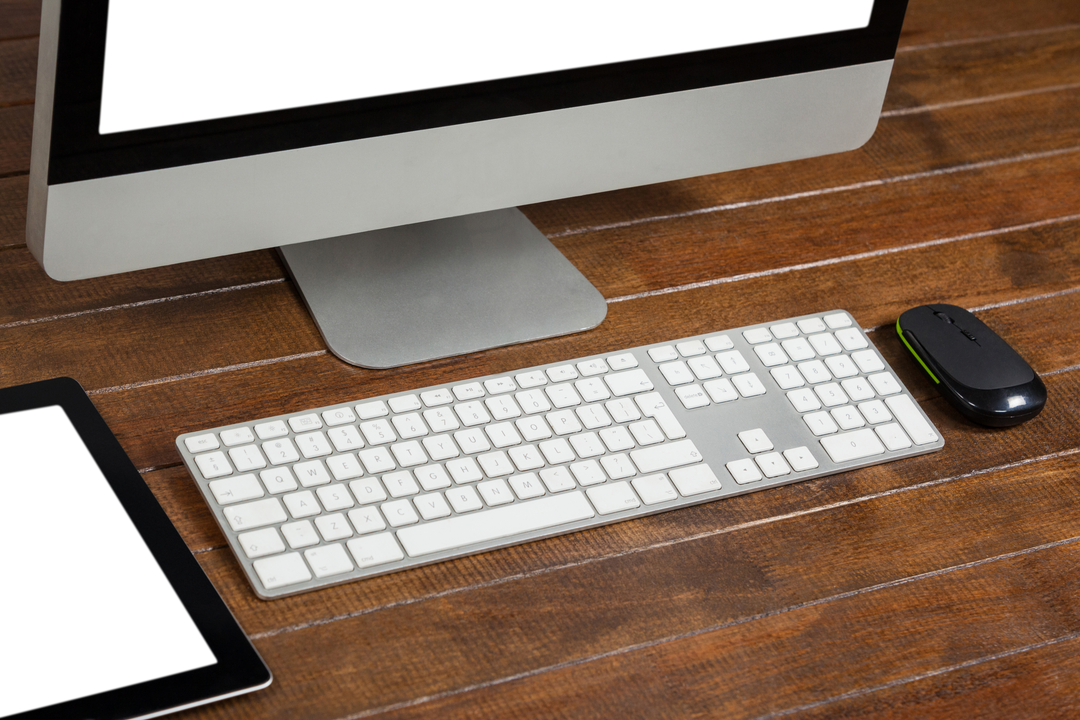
[177,310,943,599]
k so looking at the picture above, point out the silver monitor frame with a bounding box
[27,0,901,367]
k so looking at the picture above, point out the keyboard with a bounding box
[177,310,943,599]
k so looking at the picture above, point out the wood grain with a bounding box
[3,0,1080,717]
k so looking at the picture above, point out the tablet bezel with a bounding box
[0,377,271,720]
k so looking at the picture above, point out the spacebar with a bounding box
[396,492,596,557]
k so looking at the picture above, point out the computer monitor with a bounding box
[27,0,908,368]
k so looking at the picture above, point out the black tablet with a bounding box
[0,378,271,720]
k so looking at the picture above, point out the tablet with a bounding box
[0,378,271,720]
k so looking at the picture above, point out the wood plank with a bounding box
[0,175,26,248]
[0,36,34,106]
[162,367,1080,627]
[898,0,1080,48]
[0,247,286,325]
[886,28,1080,113]
[0,103,31,175]
[371,538,1080,720]
[791,635,1080,719]
[177,450,1080,718]
[0,279,324,391]
[79,223,1080,475]
[0,0,40,41]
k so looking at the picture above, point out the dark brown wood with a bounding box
[4,0,1080,717]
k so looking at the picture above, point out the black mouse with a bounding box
[896,304,1046,427]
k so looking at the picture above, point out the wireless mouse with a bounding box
[896,304,1046,427]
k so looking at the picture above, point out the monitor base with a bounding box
[279,208,608,369]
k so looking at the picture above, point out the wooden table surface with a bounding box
[4,0,1080,717]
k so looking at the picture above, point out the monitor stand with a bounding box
[279,208,608,369]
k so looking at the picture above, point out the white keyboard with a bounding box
[177,310,943,598]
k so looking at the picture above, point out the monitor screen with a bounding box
[29,0,907,366]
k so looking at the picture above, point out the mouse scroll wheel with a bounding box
[933,311,954,324]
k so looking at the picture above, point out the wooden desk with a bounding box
[3,1,1080,717]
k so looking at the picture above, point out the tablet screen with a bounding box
[0,405,217,717]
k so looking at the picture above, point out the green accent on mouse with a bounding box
[896,319,940,384]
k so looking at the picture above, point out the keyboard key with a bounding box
[316,485,355,511]
[851,349,885,374]
[484,377,518,394]
[347,533,404,567]
[420,388,454,407]
[669,464,722,496]
[228,445,267,472]
[797,360,832,384]
[636,392,687,439]
[210,474,264,505]
[630,439,703,474]
[254,420,289,440]
[415,492,453,520]
[360,419,397,445]
[632,474,679,504]
[687,355,723,380]
[605,369,654,397]
[392,413,430,439]
[876,423,913,451]
[509,473,546,499]
[447,485,484,513]
[835,327,868,350]
[781,337,815,362]
[305,543,354,578]
[356,400,390,419]
[478,478,515,506]
[382,499,420,526]
[675,384,710,409]
[225,498,288,532]
[738,429,773,454]
[820,429,886,462]
[804,411,839,436]
[388,395,422,414]
[607,353,638,370]
[220,428,255,447]
[485,396,522,421]
[349,478,388,505]
[293,459,332,487]
[726,458,762,484]
[322,407,357,426]
[185,431,219,453]
[195,451,232,479]
[546,365,579,382]
[540,466,577,493]
[783,446,819,472]
[732,372,767,397]
[289,414,322,433]
[577,359,610,376]
[281,520,319,549]
[515,371,547,388]
[415,464,453,491]
[314,514,354,542]
[328,426,365,453]
[260,467,299,494]
[704,334,734,351]
[771,322,799,339]
[265,440,304,468]
[808,332,842,356]
[754,343,788,367]
[237,527,284,559]
[797,318,827,334]
[397,492,595,556]
[452,383,485,401]
[660,361,694,386]
[569,460,607,486]
[704,378,738,403]
[283,491,320,519]
[885,395,940,445]
[869,372,903,396]
[648,346,678,363]
[295,431,333,458]
[716,350,750,374]
[755,453,791,478]
[742,328,773,344]
[859,400,892,424]
[824,313,853,329]
[253,553,311,590]
[587,481,641,514]
[347,506,387,534]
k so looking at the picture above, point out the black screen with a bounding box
[2,408,212,716]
